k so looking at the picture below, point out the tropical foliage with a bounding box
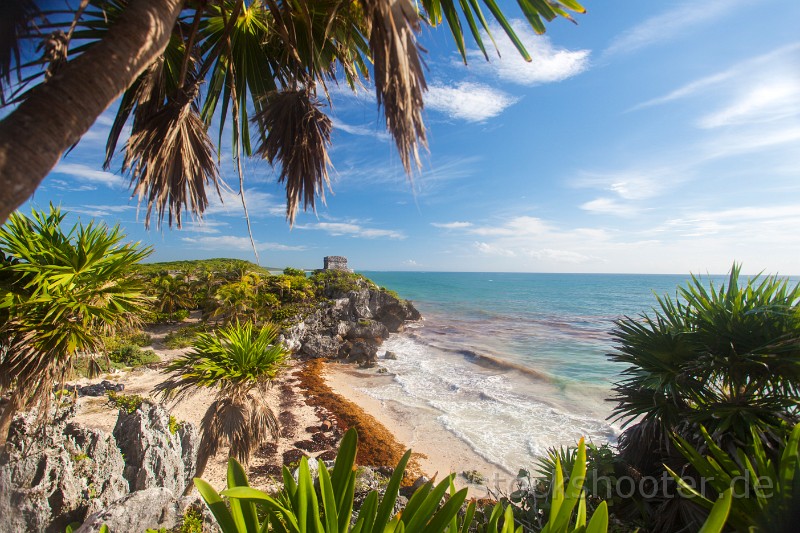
[0,0,585,235]
[0,205,150,443]
[195,428,739,533]
[155,321,288,478]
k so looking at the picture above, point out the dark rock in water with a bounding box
[345,339,379,365]
[74,487,195,533]
[0,409,128,533]
[384,351,397,360]
[113,403,199,496]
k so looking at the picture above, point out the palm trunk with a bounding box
[0,0,184,224]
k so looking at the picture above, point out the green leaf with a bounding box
[585,501,608,533]
[698,489,732,533]
[195,478,238,533]
[227,457,260,533]
[374,449,412,529]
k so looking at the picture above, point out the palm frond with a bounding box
[123,88,222,229]
[364,0,427,173]
[0,0,41,102]
[195,392,279,478]
[253,88,333,225]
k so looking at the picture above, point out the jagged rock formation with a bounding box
[74,488,195,533]
[0,408,128,532]
[113,402,199,496]
[281,282,421,365]
[0,403,199,533]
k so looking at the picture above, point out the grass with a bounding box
[106,391,145,414]
[164,324,208,349]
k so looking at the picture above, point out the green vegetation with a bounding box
[0,206,150,444]
[164,324,209,349]
[109,345,160,367]
[155,322,288,478]
[168,415,181,436]
[106,391,145,414]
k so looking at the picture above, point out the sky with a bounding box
[23,0,800,274]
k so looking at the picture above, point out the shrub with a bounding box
[109,344,160,367]
[164,324,208,349]
[128,331,152,347]
[282,267,306,277]
[106,391,145,414]
[177,506,204,533]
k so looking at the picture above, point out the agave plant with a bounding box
[155,321,288,480]
[667,423,800,532]
[0,205,151,444]
[609,263,800,462]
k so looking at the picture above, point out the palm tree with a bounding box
[154,321,287,480]
[0,205,151,444]
[149,272,195,315]
[0,0,585,227]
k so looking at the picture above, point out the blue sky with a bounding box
[25,0,800,274]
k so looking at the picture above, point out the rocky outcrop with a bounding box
[0,403,199,533]
[280,283,420,366]
[74,488,194,533]
[113,402,199,496]
[0,408,128,533]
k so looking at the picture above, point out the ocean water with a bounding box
[353,272,727,474]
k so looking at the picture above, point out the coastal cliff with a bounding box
[281,277,421,364]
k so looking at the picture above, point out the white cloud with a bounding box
[432,221,473,229]
[604,0,743,57]
[474,241,516,257]
[403,259,420,267]
[67,204,135,217]
[580,197,641,217]
[698,79,800,129]
[205,187,285,218]
[297,221,405,240]
[333,119,391,141]
[573,168,684,201]
[629,43,800,111]
[426,82,518,122]
[53,162,125,188]
[469,20,590,86]
[181,235,306,252]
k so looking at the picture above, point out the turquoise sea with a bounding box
[353,272,731,473]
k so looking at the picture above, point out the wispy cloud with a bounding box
[469,20,590,86]
[629,43,800,111]
[296,221,405,240]
[580,197,642,217]
[697,78,800,129]
[53,162,125,188]
[181,235,306,252]
[432,221,473,229]
[604,0,744,58]
[67,204,135,217]
[426,82,518,122]
[333,119,391,141]
[205,187,285,218]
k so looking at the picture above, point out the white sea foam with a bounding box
[368,332,620,474]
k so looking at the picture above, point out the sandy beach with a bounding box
[323,362,514,495]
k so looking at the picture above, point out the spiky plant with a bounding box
[0,205,151,444]
[155,321,288,480]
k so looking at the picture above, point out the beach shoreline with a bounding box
[323,361,515,495]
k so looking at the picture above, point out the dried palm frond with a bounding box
[362,0,427,173]
[194,392,279,479]
[122,87,222,229]
[0,0,40,102]
[253,88,333,225]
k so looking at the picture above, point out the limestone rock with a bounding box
[113,403,199,496]
[0,409,127,533]
[74,488,194,533]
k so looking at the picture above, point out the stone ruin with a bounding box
[323,256,350,271]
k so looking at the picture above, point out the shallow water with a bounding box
[355,272,728,473]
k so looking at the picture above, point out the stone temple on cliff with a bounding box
[323,256,350,271]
